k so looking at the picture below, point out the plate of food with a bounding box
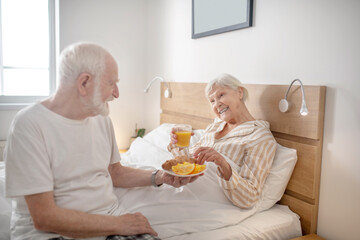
[161,155,207,177]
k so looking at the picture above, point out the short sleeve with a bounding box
[5,116,53,197]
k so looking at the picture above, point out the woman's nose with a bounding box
[215,99,222,108]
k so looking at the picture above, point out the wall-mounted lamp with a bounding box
[279,79,308,116]
[144,76,172,98]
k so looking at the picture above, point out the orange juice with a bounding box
[175,131,192,147]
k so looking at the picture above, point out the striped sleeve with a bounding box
[218,131,276,208]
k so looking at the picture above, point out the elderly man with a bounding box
[4,42,197,240]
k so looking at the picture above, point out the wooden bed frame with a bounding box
[160,82,326,235]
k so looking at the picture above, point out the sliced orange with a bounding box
[172,162,195,175]
[191,164,206,174]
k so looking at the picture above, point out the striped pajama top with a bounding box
[172,119,277,209]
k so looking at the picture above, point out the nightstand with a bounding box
[292,234,325,240]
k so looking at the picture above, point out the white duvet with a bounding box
[0,123,301,239]
[118,134,257,239]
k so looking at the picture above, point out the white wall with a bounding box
[59,0,147,149]
[145,1,360,239]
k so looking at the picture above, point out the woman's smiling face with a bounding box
[207,84,244,123]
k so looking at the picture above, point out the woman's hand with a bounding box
[193,147,232,180]
[194,147,225,165]
[167,128,194,152]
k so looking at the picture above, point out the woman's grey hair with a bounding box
[205,73,249,101]
[58,42,109,86]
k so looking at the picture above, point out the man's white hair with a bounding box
[205,73,249,101]
[58,42,109,86]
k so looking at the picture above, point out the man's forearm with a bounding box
[108,163,155,188]
[43,207,157,238]
[31,203,120,238]
[25,192,157,238]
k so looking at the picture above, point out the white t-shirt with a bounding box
[5,103,123,240]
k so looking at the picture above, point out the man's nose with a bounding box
[113,84,119,98]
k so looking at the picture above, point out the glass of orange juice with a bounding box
[174,124,192,148]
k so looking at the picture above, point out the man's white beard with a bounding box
[82,84,114,116]
[91,85,112,116]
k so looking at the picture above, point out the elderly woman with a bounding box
[168,73,277,209]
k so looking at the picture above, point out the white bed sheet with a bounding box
[0,123,303,239]
[165,204,301,240]
[0,162,301,240]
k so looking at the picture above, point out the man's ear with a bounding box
[77,73,92,96]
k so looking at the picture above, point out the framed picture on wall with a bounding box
[192,0,254,39]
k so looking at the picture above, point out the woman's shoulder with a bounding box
[252,120,276,141]
[233,120,274,139]
[253,120,271,130]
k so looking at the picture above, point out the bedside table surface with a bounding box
[119,149,128,154]
[292,234,325,240]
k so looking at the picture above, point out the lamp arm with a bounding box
[144,76,172,98]
[144,76,164,93]
[285,79,305,100]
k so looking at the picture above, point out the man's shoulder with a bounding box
[12,103,43,125]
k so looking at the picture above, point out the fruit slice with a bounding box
[191,164,206,174]
[172,162,195,175]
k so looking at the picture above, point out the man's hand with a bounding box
[116,212,158,236]
[157,170,201,188]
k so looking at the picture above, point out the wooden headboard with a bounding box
[160,82,326,235]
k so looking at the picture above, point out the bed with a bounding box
[0,82,326,240]
[158,82,326,238]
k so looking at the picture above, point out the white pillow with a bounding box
[121,137,173,170]
[142,124,175,152]
[256,143,297,212]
